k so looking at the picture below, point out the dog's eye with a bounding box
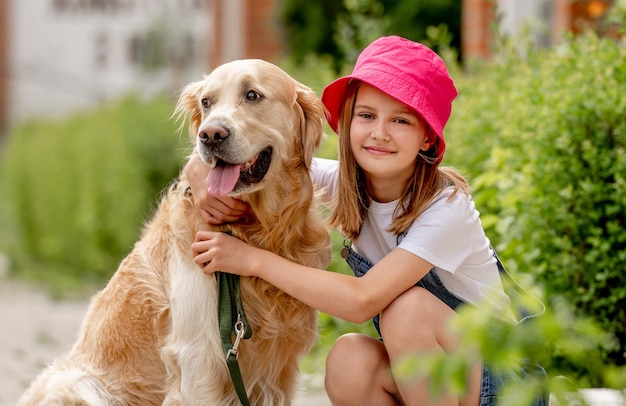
[201,98,210,108]
[246,90,262,101]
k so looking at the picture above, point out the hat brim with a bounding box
[321,76,353,133]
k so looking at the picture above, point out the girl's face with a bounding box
[349,84,433,202]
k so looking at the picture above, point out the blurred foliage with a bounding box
[279,0,347,72]
[0,95,187,297]
[279,0,461,70]
[597,0,626,38]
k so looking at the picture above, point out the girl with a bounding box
[187,36,546,406]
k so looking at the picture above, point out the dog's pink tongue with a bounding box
[207,164,241,196]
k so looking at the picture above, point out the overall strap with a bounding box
[216,259,253,405]
[490,246,546,322]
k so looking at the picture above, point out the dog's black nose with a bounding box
[198,125,229,144]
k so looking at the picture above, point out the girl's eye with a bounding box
[201,98,210,108]
[394,118,410,124]
[358,112,374,119]
[246,90,262,101]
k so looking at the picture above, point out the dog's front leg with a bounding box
[162,255,228,404]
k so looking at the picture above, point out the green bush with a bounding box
[446,33,626,378]
[0,95,187,294]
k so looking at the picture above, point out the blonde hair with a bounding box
[329,80,470,240]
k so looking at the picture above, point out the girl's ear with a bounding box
[420,132,435,151]
[419,126,441,161]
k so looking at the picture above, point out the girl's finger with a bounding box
[194,230,217,242]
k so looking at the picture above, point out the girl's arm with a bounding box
[192,231,433,323]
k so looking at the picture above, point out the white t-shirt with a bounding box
[311,158,510,310]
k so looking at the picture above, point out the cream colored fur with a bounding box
[18,59,331,406]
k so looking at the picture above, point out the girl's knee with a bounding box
[325,333,390,401]
[326,333,372,379]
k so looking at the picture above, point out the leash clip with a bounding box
[226,314,246,360]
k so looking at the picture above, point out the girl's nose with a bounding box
[371,121,390,141]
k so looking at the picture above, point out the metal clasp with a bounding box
[341,239,351,259]
[226,314,246,360]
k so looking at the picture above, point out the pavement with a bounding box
[0,277,331,406]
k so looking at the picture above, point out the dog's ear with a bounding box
[294,82,326,168]
[174,80,205,143]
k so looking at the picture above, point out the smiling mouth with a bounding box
[206,147,273,196]
[364,146,394,154]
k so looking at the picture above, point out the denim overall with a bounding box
[341,232,549,406]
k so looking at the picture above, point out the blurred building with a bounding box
[0,0,282,136]
[0,0,615,136]
[462,0,616,60]
[210,0,283,68]
[0,0,8,137]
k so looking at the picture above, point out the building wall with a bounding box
[210,0,283,69]
[211,0,244,67]
[8,0,211,123]
[244,0,283,61]
[0,0,8,136]
[462,0,495,60]
[498,0,553,47]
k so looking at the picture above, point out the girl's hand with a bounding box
[184,154,251,225]
[192,231,258,277]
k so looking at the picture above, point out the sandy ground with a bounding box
[0,277,331,406]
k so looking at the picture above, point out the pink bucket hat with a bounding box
[322,36,458,162]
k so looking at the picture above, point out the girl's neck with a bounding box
[366,176,405,203]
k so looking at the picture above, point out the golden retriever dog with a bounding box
[19,59,331,405]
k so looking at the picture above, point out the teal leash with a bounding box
[216,234,253,405]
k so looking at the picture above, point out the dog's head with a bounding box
[176,59,325,198]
